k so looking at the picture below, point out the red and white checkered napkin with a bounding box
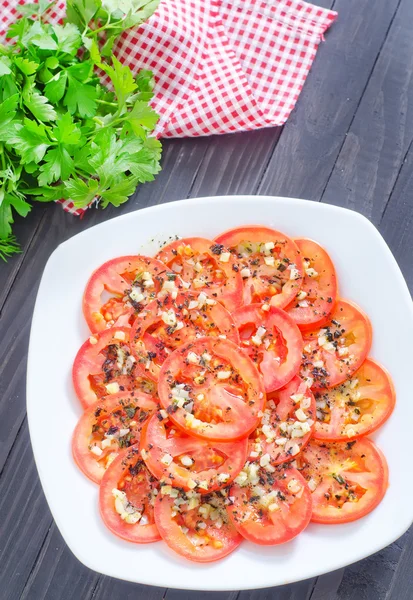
[1,0,337,213]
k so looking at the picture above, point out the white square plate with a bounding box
[27,196,413,591]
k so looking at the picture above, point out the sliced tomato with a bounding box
[250,376,316,466]
[130,290,240,381]
[72,327,157,408]
[158,337,265,442]
[314,359,395,441]
[99,445,161,543]
[300,299,372,390]
[299,438,388,524]
[233,304,303,392]
[214,226,303,308]
[227,463,312,545]
[83,256,168,333]
[154,488,241,562]
[286,239,337,330]
[155,238,242,312]
[141,412,248,494]
[72,392,158,483]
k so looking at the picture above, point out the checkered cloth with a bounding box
[1,0,337,213]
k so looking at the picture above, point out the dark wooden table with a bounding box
[2,0,413,598]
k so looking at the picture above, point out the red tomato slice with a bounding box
[130,290,240,381]
[141,412,248,494]
[250,376,316,466]
[83,256,168,333]
[158,337,266,442]
[72,327,157,408]
[154,488,242,562]
[286,239,337,330]
[313,358,395,441]
[99,445,161,543]
[300,299,372,390]
[299,438,388,524]
[155,238,243,312]
[72,392,158,483]
[214,226,303,308]
[227,463,312,545]
[233,304,303,392]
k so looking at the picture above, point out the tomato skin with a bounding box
[141,413,248,494]
[83,256,168,333]
[72,326,135,408]
[227,465,312,545]
[286,238,338,330]
[233,304,303,392]
[301,299,372,391]
[99,445,161,543]
[158,337,266,442]
[154,491,242,562]
[313,358,396,441]
[214,226,303,309]
[300,438,388,524]
[130,290,240,381]
[72,392,158,483]
[155,237,243,312]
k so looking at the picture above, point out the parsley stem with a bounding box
[86,14,111,37]
[96,99,118,107]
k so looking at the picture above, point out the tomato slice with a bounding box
[299,438,388,524]
[313,358,395,441]
[72,327,157,408]
[155,238,242,312]
[154,488,242,562]
[158,337,265,441]
[233,304,303,392]
[141,412,248,494]
[250,376,316,466]
[214,226,303,308]
[286,239,337,330]
[83,256,168,333]
[72,392,158,483]
[300,299,372,390]
[227,463,312,545]
[130,290,240,381]
[99,445,161,543]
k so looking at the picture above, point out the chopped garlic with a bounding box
[241,268,251,278]
[219,252,231,263]
[105,382,120,395]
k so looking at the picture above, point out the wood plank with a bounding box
[309,570,344,600]
[20,523,99,600]
[165,590,238,600]
[384,530,413,599]
[238,579,316,600]
[258,0,401,201]
[321,0,413,223]
[92,577,166,600]
[0,420,53,600]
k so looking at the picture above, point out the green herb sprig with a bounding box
[0,0,161,260]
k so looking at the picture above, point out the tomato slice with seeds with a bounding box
[158,337,265,442]
[83,256,168,333]
[299,438,388,524]
[233,304,303,392]
[154,489,241,562]
[227,463,312,545]
[99,445,161,543]
[214,226,303,308]
[300,299,372,391]
[72,327,157,408]
[155,237,242,312]
[250,376,316,466]
[130,290,240,381]
[286,239,337,330]
[72,392,158,483]
[313,358,395,441]
[141,412,248,494]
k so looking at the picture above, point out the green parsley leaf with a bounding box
[0,56,12,76]
[0,234,21,261]
[64,176,99,207]
[99,176,138,208]
[100,55,136,108]
[24,90,57,121]
[64,74,98,117]
[52,113,82,145]
[8,119,51,164]
[44,71,68,103]
[38,147,74,186]
[14,56,39,75]
[0,190,31,238]
[52,23,82,55]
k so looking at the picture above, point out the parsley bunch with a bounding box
[0,0,161,259]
